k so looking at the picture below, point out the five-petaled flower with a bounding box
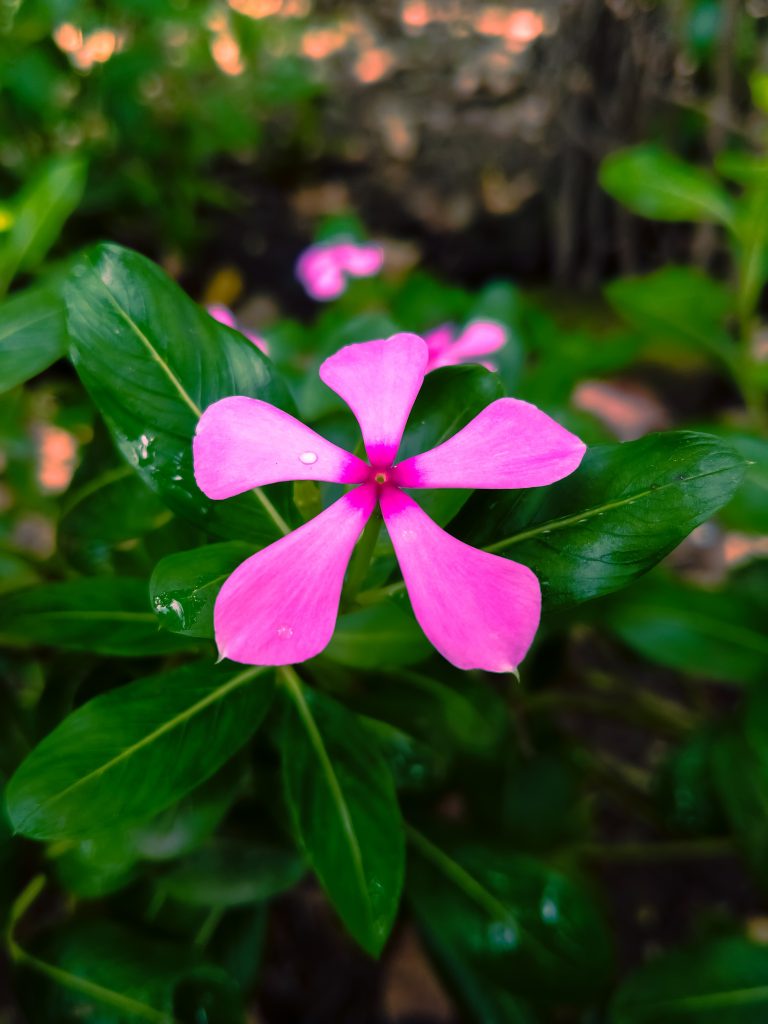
[424,320,507,373]
[193,334,585,672]
[296,239,384,301]
[208,304,270,356]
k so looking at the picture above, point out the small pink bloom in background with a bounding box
[193,334,585,672]
[295,239,384,301]
[208,304,269,356]
[424,319,507,372]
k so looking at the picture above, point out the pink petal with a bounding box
[216,485,377,665]
[423,324,455,364]
[394,397,586,490]
[208,305,270,356]
[296,246,346,301]
[336,241,384,277]
[319,333,428,465]
[451,320,507,359]
[194,396,368,499]
[380,488,540,672]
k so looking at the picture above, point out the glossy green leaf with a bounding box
[159,837,305,907]
[0,155,86,295]
[20,921,244,1024]
[398,364,504,525]
[150,542,254,638]
[323,602,431,668]
[599,144,735,225]
[605,266,735,364]
[0,283,68,395]
[605,573,768,685]
[7,662,274,840]
[457,432,746,607]
[408,829,613,1001]
[64,243,296,544]
[0,578,196,656]
[280,673,404,956]
[612,934,768,1023]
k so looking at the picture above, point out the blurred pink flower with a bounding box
[295,239,384,301]
[194,334,585,672]
[208,305,269,356]
[424,320,507,372]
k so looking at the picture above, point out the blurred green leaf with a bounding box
[150,542,255,638]
[159,837,305,908]
[7,662,274,840]
[0,283,68,395]
[408,829,613,1001]
[653,730,726,836]
[280,673,404,956]
[606,572,768,685]
[605,266,734,364]
[0,578,197,656]
[0,156,86,295]
[457,432,746,607]
[612,934,768,1023]
[19,921,244,1024]
[717,433,768,533]
[599,144,735,225]
[324,602,431,669]
[64,243,296,544]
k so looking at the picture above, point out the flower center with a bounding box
[374,470,388,484]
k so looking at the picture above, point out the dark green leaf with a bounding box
[0,283,68,394]
[599,144,735,225]
[150,542,254,638]
[159,837,305,907]
[280,674,404,956]
[408,829,613,1001]
[323,602,431,668]
[653,730,726,836]
[0,578,196,656]
[605,573,768,685]
[457,432,746,607]
[65,243,296,544]
[0,155,86,294]
[7,662,274,840]
[717,433,768,533]
[612,934,768,1023]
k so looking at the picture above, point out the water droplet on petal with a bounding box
[299,451,318,465]
[277,624,294,639]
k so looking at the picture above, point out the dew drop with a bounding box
[277,624,294,639]
[299,451,318,465]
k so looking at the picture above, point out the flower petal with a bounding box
[194,396,368,499]
[215,485,377,665]
[337,241,384,277]
[381,488,540,672]
[319,333,428,465]
[296,246,346,301]
[426,320,506,371]
[208,305,270,355]
[394,397,586,490]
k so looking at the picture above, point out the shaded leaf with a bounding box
[323,602,431,669]
[0,283,68,395]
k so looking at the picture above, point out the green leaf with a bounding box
[6,662,274,840]
[158,837,305,907]
[605,266,735,364]
[0,282,69,395]
[717,433,768,533]
[150,542,255,638]
[605,572,768,685]
[407,829,613,1001]
[457,432,746,607]
[0,155,86,295]
[653,730,726,836]
[599,144,735,226]
[279,672,404,956]
[323,602,431,668]
[612,934,768,1023]
[64,243,296,544]
[20,921,244,1024]
[398,364,504,525]
[0,578,196,656]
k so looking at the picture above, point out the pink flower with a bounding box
[193,334,585,672]
[424,320,507,372]
[208,305,269,357]
[295,240,384,301]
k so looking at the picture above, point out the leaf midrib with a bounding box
[486,461,739,554]
[281,669,374,939]
[13,666,264,830]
